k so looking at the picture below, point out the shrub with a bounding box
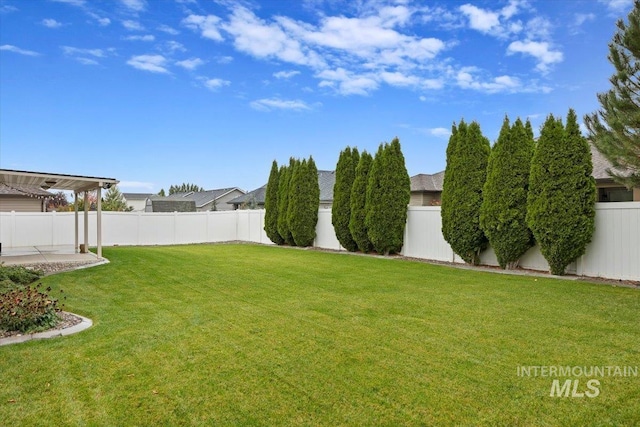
[332,147,360,252]
[441,120,491,264]
[0,264,44,287]
[288,157,320,247]
[0,283,64,333]
[264,160,284,245]
[527,110,596,275]
[349,151,373,253]
[365,138,411,255]
[480,117,535,269]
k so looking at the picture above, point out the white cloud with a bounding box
[459,4,500,33]
[419,95,427,101]
[317,68,379,95]
[429,127,451,138]
[574,13,595,27]
[122,20,144,31]
[507,40,563,73]
[217,56,233,64]
[166,41,186,52]
[158,25,179,35]
[97,17,111,26]
[456,67,522,93]
[42,18,63,28]
[61,46,108,58]
[127,54,169,73]
[202,78,230,91]
[176,58,205,70]
[222,7,323,68]
[125,35,155,41]
[51,0,85,6]
[273,70,300,79]
[76,57,99,65]
[120,0,146,12]
[598,0,633,12]
[182,14,223,41]
[250,98,311,112]
[459,1,525,38]
[1,5,19,13]
[0,44,40,56]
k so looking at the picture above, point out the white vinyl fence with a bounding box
[1,203,638,281]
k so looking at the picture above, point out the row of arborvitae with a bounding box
[441,109,596,275]
[332,138,411,255]
[264,156,320,247]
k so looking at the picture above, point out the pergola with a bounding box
[0,169,118,258]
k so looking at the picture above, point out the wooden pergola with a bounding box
[0,169,118,258]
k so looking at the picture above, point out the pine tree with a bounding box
[102,185,131,211]
[585,0,640,188]
[365,138,411,255]
[332,147,359,251]
[441,120,490,264]
[157,189,166,197]
[527,110,596,275]
[277,161,294,245]
[264,160,284,244]
[480,117,535,269]
[169,183,203,195]
[349,151,373,253]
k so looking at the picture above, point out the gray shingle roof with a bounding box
[318,170,335,202]
[228,185,266,206]
[590,144,632,181]
[123,192,152,201]
[0,183,53,197]
[152,187,245,208]
[411,171,444,192]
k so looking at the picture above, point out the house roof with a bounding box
[318,170,335,202]
[590,144,633,181]
[228,185,266,206]
[411,171,444,192]
[151,199,196,213]
[0,169,118,192]
[0,182,53,198]
[123,192,153,201]
[152,187,245,208]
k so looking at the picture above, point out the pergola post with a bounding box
[97,185,102,258]
[74,192,79,253]
[83,190,89,253]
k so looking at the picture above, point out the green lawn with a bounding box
[1,244,638,426]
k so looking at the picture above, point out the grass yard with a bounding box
[1,244,639,426]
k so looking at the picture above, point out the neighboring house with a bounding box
[591,145,640,202]
[228,185,266,210]
[0,183,52,212]
[410,171,444,206]
[148,187,246,212]
[122,193,153,212]
[227,170,337,210]
[318,170,335,208]
[149,199,196,213]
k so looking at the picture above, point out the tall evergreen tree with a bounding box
[332,147,360,251]
[365,138,410,255]
[441,122,459,245]
[527,110,596,275]
[350,151,373,253]
[288,157,320,247]
[169,183,203,194]
[264,160,284,245]
[585,0,640,188]
[102,185,131,211]
[441,120,490,264]
[480,117,535,269]
[277,161,294,245]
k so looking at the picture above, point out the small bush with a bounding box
[0,264,44,286]
[0,283,64,333]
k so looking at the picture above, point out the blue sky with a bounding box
[0,0,634,194]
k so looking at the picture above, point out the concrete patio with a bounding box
[0,245,100,266]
